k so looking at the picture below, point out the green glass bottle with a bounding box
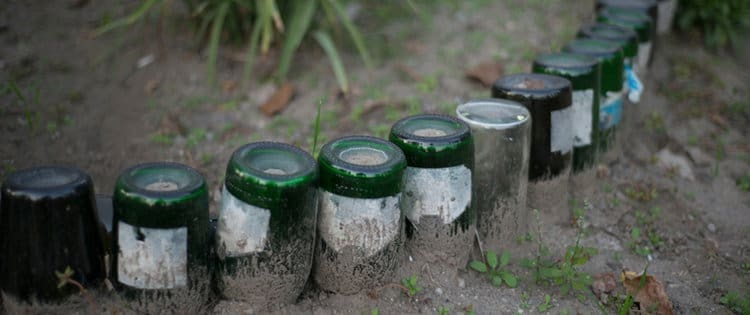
[314,135,406,294]
[563,39,625,160]
[215,142,317,309]
[112,162,210,311]
[597,7,654,72]
[389,114,474,268]
[533,53,602,173]
[0,166,106,302]
[578,22,644,105]
[578,23,639,67]
[491,73,574,182]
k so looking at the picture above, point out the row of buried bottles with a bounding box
[0,0,670,309]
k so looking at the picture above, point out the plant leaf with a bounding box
[206,1,229,85]
[491,275,503,287]
[486,251,497,269]
[94,0,160,36]
[275,0,317,80]
[540,268,563,279]
[313,31,349,93]
[241,10,264,87]
[469,261,487,273]
[323,0,372,69]
[502,273,518,288]
[500,250,510,267]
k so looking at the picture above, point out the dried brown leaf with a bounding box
[621,270,674,315]
[260,83,294,117]
[465,61,504,87]
[591,272,618,303]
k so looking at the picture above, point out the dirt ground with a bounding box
[1,0,749,314]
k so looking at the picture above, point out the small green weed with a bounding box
[519,291,530,309]
[737,172,750,191]
[522,212,596,299]
[536,294,553,312]
[720,291,750,315]
[624,183,658,202]
[186,128,207,148]
[150,132,174,145]
[469,250,518,288]
[401,275,421,297]
[645,112,665,133]
[437,305,450,315]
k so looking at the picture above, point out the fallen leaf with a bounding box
[144,79,160,95]
[158,112,186,136]
[260,83,294,117]
[596,164,610,178]
[465,61,504,87]
[621,270,674,315]
[221,80,237,93]
[591,272,618,304]
[710,114,728,129]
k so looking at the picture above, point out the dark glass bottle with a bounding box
[533,53,602,173]
[314,135,406,294]
[563,39,625,158]
[0,166,106,302]
[215,142,317,309]
[491,73,574,182]
[389,114,475,268]
[112,162,210,309]
[597,6,654,72]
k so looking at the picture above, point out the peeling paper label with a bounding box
[216,185,271,258]
[600,90,624,130]
[625,65,643,104]
[551,106,573,154]
[572,89,594,147]
[318,190,400,257]
[637,42,652,73]
[117,222,188,289]
[401,166,471,225]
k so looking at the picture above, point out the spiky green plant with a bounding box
[95,0,372,91]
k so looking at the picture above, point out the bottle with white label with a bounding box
[533,53,601,173]
[389,114,475,268]
[214,142,317,309]
[112,162,209,308]
[314,136,406,295]
[597,6,654,73]
[455,99,531,255]
[492,73,574,182]
[564,39,625,160]
[0,166,106,302]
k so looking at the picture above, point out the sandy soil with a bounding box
[1,0,749,314]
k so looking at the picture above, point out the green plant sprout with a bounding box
[469,250,518,288]
[401,275,422,297]
[536,294,553,312]
[522,211,596,299]
[720,291,750,315]
[437,305,450,315]
[737,171,750,191]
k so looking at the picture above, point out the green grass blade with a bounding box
[324,0,372,69]
[242,13,264,86]
[94,0,160,36]
[7,80,25,103]
[206,2,230,86]
[313,31,348,93]
[275,0,317,80]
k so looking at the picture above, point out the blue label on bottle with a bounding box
[600,91,623,130]
[625,65,643,103]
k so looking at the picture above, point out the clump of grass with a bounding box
[720,291,750,315]
[96,0,372,91]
